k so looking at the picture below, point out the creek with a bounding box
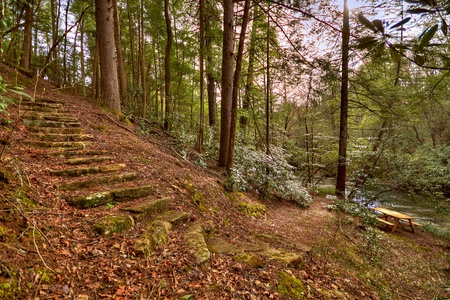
[360,190,450,232]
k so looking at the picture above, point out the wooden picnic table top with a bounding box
[372,207,414,220]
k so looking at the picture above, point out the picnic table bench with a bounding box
[372,207,422,233]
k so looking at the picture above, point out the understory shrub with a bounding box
[229,146,313,207]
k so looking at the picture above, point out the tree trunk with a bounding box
[196,0,206,153]
[226,0,251,173]
[112,0,127,107]
[140,0,147,118]
[241,4,257,130]
[20,0,33,71]
[218,0,234,167]
[127,0,138,84]
[336,0,350,194]
[163,0,173,131]
[95,0,121,113]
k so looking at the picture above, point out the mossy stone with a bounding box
[233,252,265,268]
[277,271,305,299]
[94,214,135,237]
[207,237,240,255]
[238,201,266,218]
[183,183,207,212]
[185,224,210,265]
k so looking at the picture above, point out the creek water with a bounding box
[358,191,450,232]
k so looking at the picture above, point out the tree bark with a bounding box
[205,0,217,128]
[163,0,173,131]
[336,0,349,194]
[218,0,234,167]
[20,0,33,71]
[226,0,251,173]
[112,0,127,107]
[196,0,206,153]
[95,0,121,113]
[140,0,147,118]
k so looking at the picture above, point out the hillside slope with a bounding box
[0,65,449,299]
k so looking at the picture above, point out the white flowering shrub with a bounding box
[230,145,313,207]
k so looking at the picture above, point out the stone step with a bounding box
[22,113,78,123]
[20,101,64,110]
[20,105,62,113]
[21,98,64,105]
[28,141,88,149]
[50,163,126,177]
[68,184,154,208]
[62,156,114,165]
[24,119,81,128]
[94,214,135,237]
[28,126,84,134]
[121,197,171,221]
[47,149,110,158]
[31,133,94,142]
[56,172,137,191]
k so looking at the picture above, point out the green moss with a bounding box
[277,271,305,299]
[0,225,9,239]
[94,214,135,237]
[238,201,266,218]
[183,183,207,212]
[0,280,22,299]
[233,252,265,268]
[313,185,337,197]
[37,269,52,284]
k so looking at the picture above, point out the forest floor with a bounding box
[0,64,449,300]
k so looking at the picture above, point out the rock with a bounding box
[50,163,126,177]
[121,198,171,221]
[207,237,240,255]
[185,224,210,265]
[134,220,172,257]
[57,172,137,191]
[94,214,135,237]
[233,252,265,268]
[155,210,190,226]
[277,271,306,299]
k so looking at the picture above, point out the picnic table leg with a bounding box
[408,220,415,233]
[392,219,399,232]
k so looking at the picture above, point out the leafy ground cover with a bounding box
[0,65,449,299]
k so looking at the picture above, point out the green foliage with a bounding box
[229,146,313,207]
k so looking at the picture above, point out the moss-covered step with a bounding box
[31,133,94,142]
[20,101,63,110]
[185,223,210,265]
[28,140,88,149]
[20,105,62,113]
[63,156,114,165]
[23,119,81,128]
[56,172,137,191]
[28,126,84,134]
[68,184,153,208]
[134,220,173,257]
[50,163,126,177]
[154,210,190,226]
[21,98,64,105]
[121,197,171,221]
[27,141,88,149]
[94,214,135,237]
[47,149,109,158]
[22,113,78,123]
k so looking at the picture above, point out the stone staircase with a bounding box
[20,98,310,267]
[20,98,191,258]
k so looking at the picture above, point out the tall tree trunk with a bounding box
[163,0,173,131]
[91,37,100,101]
[336,0,350,194]
[226,0,251,173]
[112,0,127,107]
[95,0,121,113]
[80,18,86,96]
[218,0,234,167]
[63,0,70,85]
[140,0,147,118]
[241,4,257,130]
[20,0,33,71]
[205,0,217,128]
[196,0,205,153]
[127,0,138,84]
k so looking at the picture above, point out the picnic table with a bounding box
[372,207,422,233]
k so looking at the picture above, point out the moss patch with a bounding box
[183,183,207,212]
[94,214,135,237]
[277,271,305,299]
[238,201,266,218]
[234,252,265,268]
